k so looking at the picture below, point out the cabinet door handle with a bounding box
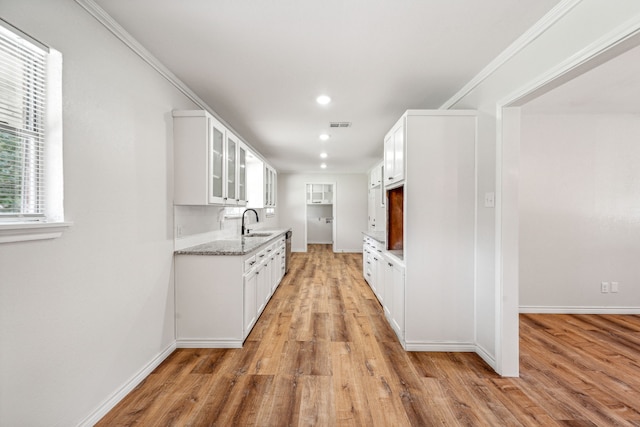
[388,177,393,180]
[259,254,265,258]
[249,261,256,266]
[256,271,260,275]
[373,257,378,261]
[388,263,393,267]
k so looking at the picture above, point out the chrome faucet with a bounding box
[241,208,259,236]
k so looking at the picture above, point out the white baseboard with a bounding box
[78,341,176,427]
[404,341,476,352]
[177,339,243,348]
[475,343,497,371]
[520,306,640,314]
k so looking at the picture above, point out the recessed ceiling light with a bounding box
[316,95,331,105]
[319,133,330,141]
[320,163,327,169]
[320,152,328,159]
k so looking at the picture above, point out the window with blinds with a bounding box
[0,23,48,219]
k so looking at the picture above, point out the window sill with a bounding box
[0,221,73,243]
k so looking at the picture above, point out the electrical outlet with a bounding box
[611,281,619,293]
[601,281,610,293]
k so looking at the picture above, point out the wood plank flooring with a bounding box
[97,244,640,426]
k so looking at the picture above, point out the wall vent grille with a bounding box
[329,122,352,128]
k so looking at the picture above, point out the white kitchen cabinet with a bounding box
[225,132,238,204]
[265,165,277,207]
[271,249,280,293]
[369,252,379,297]
[367,166,386,232]
[224,132,248,206]
[384,117,405,188]
[243,267,258,336]
[238,143,247,205]
[273,240,285,291]
[173,110,247,206]
[369,161,383,188]
[362,235,385,300]
[373,252,385,303]
[397,110,476,350]
[279,244,286,282]
[368,189,377,230]
[366,111,476,350]
[383,259,393,319]
[247,157,277,209]
[173,110,225,205]
[256,260,269,315]
[362,234,404,344]
[384,254,405,341]
[365,249,373,284]
[362,241,369,283]
[175,232,288,348]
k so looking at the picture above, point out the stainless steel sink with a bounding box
[243,232,272,238]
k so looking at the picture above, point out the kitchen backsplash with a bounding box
[174,205,279,250]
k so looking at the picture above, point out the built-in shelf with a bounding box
[306,184,333,205]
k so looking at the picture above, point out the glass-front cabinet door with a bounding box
[264,166,276,207]
[264,167,271,206]
[208,118,224,203]
[226,133,238,204]
[238,144,247,205]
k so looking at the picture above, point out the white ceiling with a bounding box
[93,0,560,173]
[523,42,640,115]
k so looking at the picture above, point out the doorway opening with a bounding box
[496,29,640,376]
[304,182,337,252]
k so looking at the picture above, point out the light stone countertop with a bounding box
[175,228,290,256]
[362,230,385,244]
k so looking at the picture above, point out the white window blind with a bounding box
[0,23,48,219]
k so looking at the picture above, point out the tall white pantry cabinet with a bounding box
[390,110,476,351]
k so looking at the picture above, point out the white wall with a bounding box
[278,173,367,252]
[447,0,640,374]
[519,113,640,310]
[0,1,197,425]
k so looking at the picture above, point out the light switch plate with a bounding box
[484,192,495,208]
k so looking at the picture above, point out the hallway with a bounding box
[98,245,640,426]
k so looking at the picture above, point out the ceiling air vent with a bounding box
[329,122,352,128]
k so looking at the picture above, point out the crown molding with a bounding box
[440,0,583,109]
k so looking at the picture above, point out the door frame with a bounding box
[494,23,640,376]
[304,182,337,252]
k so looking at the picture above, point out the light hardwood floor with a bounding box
[97,244,640,426]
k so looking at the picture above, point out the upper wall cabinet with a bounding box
[238,143,247,205]
[384,118,405,188]
[224,131,248,206]
[246,155,277,208]
[173,110,250,206]
[369,161,383,188]
[265,165,277,208]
